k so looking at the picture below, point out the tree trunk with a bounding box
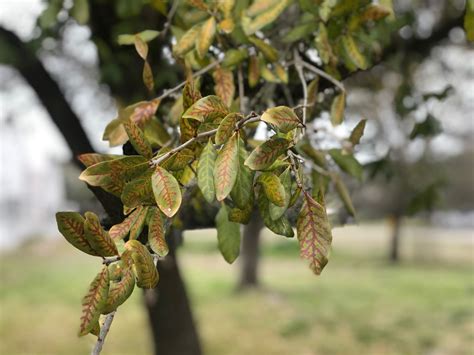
[389,214,402,263]
[143,229,202,355]
[238,212,263,289]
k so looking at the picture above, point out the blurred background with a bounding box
[0,0,473,354]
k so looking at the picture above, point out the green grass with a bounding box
[1,223,473,354]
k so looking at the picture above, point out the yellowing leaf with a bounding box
[330,93,345,126]
[213,67,235,107]
[109,206,145,241]
[214,133,239,201]
[215,205,241,263]
[274,63,288,83]
[77,153,121,167]
[121,176,154,210]
[129,206,149,240]
[246,0,280,17]
[297,192,332,275]
[118,30,160,45]
[173,24,201,57]
[222,48,249,68]
[466,0,474,41]
[78,267,109,336]
[134,35,148,60]
[123,119,153,158]
[84,212,119,257]
[56,212,98,256]
[261,106,302,133]
[218,18,235,33]
[269,167,291,220]
[197,139,217,203]
[217,0,235,17]
[142,61,155,92]
[152,166,182,217]
[349,119,367,146]
[79,156,149,197]
[216,113,240,145]
[196,17,216,59]
[243,0,290,35]
[182,95,229,122]
[147,207,169,257]
[102,266,135,314]
[341,35,368,70]
[228,203,253,224]
[125,240,159,288]
[257,172,286,207]
[248,55,260,88]
[245,137,290,170]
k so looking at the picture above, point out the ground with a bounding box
[0,221,472,355]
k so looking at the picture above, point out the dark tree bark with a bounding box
[389,214,402,263]
[0,27,94,169]
[144,231,202,355]
[238,212,263,289]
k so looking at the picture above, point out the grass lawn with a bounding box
[0,222,473,354]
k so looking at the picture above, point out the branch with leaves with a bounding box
[49,0,468,353]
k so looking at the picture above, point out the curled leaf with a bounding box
[84,212,118,257]
[56,212,98,256]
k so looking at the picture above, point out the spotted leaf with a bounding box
[152,166,182,217]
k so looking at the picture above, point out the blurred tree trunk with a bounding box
[389,214,402,263]
[238,213,263,289]
[144,231,202,355]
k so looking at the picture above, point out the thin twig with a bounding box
[150,114,261,166]
[301,61,345,93]
[160,0,180,39]
[293,49,308,137]
[237,65,245,114]
[91,312,116,355]
[154,59,223,102]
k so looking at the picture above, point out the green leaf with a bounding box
[332,174,356,217]
[196,17,216,59]
[296,141,327,168]
[257,172,286,207]
[215,205,241,264]
[55,212,98,256]
[222,48,249,68]
[296,192,332,275]
[328,149,363,180]
[118,30,160,45]
[465,0,474,41]
[71,0,89,24]
[269,167,291,220]
[230,144,255,209]
[197,139,217,203]
[248,37,278,62]
[216,113,240,145]
[349,119,367,146]
[330,93,345,126]
[213,67,235,108]
[214,133,239,201]
[257,188,294,237]
[102,266,135,314]
[147,207,169,257]
[125,240,159,289]
[228,203,253,224]
[182,95,229,122]
[78,267,109,336]
[261,106,302,133]
[245,137,290,170]
[410,114,442,139]
[152,166,182,218]
[84,212,119,257]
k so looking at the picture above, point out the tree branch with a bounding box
[91,312,116,355]
[0,26,95,168]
